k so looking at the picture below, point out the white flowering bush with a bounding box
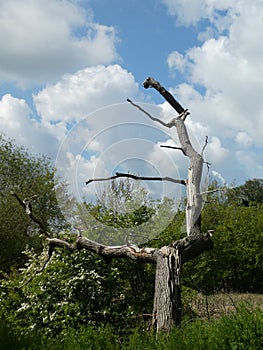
[0,244,131,336]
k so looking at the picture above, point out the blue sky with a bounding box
[0,0,263,206]
[91,0,197,88]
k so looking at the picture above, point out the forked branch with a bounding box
[127,98,190,128]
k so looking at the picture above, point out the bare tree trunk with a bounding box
[152,246,181,332]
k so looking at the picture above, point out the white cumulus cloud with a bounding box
[0,0,118,87]
[34,65,138,126]
[0,94,58,156]
[162,0,237,28]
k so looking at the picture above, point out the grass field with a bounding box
[188,292,263,319]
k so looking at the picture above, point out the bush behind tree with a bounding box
[182,180,263,293]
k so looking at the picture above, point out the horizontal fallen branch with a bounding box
[1,229,213,291]
[47,230,214,265]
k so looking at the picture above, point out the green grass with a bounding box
[0,304,262,350]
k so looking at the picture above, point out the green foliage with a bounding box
[182,180,263,293]
[0,134,68,272]
[79,178,157,245]
[2,175,262,338]
[0,177,158,338]
[227,178,263,205]
[0,305,262,349]
[0,241,155,337]
[80,178,177,247]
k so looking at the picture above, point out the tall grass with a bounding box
[0,305,262,350]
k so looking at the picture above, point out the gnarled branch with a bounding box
[129,79,204,236]
[47,230,214,266]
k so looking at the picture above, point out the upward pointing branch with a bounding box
[127,98,190,128]
[127,98,174,128]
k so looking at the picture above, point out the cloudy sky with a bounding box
[0,0,263,207]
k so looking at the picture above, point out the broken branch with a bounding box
[48,236,158,263]
[143,77,185,114]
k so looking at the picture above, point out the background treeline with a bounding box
[0,135,262,348]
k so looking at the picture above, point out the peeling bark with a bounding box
[47,232,213,266]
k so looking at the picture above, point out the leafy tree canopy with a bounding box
[227,178,263,205]
[0,134,68,272]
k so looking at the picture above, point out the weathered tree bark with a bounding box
[46,231,213,265]
[152,246,181,332]
[10,77,214,333]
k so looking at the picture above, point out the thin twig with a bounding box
[160,145,186,156]
[201,136,209,156]
[205,162,211,173]
[199,188,224,195]
[127,98,174,128]
[17,252,52,289]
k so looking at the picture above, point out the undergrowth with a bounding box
[0,304,262,350]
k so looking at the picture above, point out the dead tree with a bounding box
[12,77,213,333]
